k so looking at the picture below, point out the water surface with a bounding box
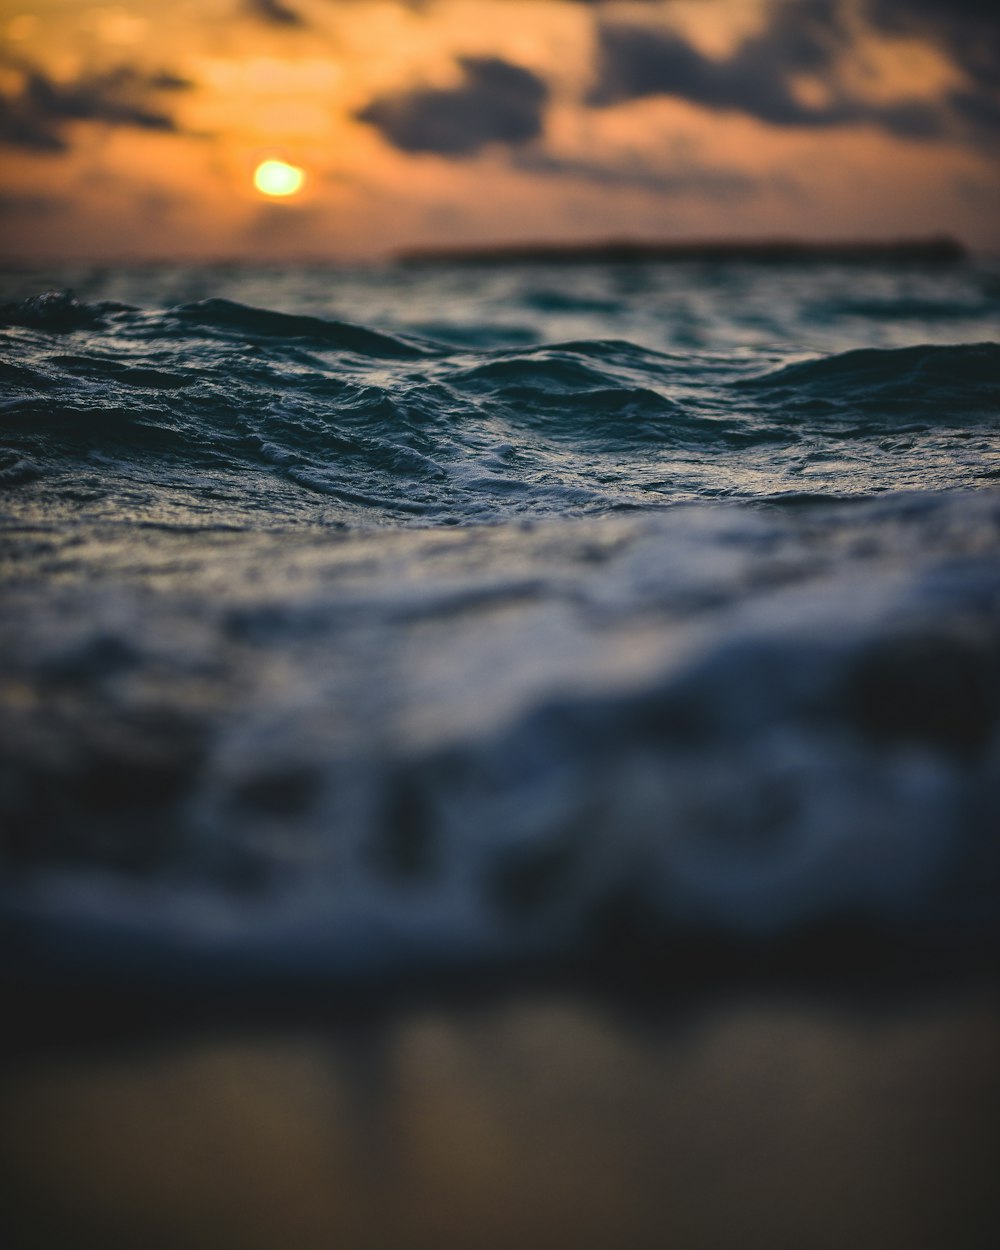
[2,259,999,984]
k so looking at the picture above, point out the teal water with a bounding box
[1,260,999,982]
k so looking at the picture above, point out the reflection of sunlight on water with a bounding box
[1,996,997,1249]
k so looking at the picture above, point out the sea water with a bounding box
[1,259,999,983]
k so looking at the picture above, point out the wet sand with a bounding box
[2,984,998,1250]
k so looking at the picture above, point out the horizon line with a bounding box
[0,233,988,269]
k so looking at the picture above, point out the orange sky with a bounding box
[1,0,997,259]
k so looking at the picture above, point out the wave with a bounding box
[739,342,1000,421]
[2,295,998,523]
[0,289,119,332]
[2,275,1000,988]
[168,298,434,359]
[821,296,994,322]
[1,489,998,984]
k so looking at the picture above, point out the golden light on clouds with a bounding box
[253,158,306,198]
[5,13,40,42]
[0,1,996,260]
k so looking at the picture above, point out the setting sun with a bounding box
[253,159,306,198]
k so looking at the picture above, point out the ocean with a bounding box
[2,257,1000,1250]
[1,257,999,985]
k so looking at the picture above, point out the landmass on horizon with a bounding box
[397,235,968,266]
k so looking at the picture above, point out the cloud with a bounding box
[0,64,192,153]
[867,0,998,81]
[0,191,64,216]
[589,0,998,150]
[591,2,873,127]
[244,0,305,27]
[864,0,1000,141]
[357,57,548,156]
[511,148,775,200]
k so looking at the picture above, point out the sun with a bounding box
[253,159,306,198]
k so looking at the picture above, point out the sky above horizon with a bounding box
[1,0,998,260]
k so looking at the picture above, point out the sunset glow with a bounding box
[253,159,306,198]
[0,1,996,260]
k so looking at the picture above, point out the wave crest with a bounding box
[740,343,1000,420]
[2,292,998,521]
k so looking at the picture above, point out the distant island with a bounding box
[396,235,966,266]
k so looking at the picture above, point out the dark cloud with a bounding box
[864,0,1000,142]
[867,0,999,92]
[357,57,548,156]
[0,191,64,216]
[244,0,305,27]
[591,18,850,125]
[512,148,772,200]
[0,64,191,153]
[590,0,998,150]
[867,0,999,81]
[591,2,868,127]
